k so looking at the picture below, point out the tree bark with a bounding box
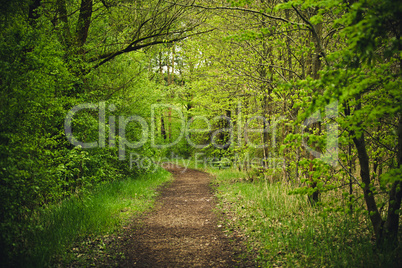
[307,9,322,205]
[76,0,93,47]
[352,99,383,243]
[56,0,71,47]
[383,116,402,245]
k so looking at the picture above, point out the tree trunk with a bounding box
[382,116,402,245]
[161,116,167,140]
[307,11,323,205]
[76,0,93,47]
[28,0,41,22]
[56,0,71,47]
[352,99,383,243]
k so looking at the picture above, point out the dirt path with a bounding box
[119,164,251,267]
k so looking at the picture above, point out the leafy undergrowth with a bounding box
[19,168,172,267]
[208,168,401,267]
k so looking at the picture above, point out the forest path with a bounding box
[119,164,251,267]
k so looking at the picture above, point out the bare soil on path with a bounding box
[119,164,253,267]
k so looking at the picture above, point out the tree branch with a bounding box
[171,2,307,28]
[92,29,215,69]
[291,5,329,66]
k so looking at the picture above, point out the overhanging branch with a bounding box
[171,1,307,28]
[91,28,215,69]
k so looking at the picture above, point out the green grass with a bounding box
[207,168,400,267]
[21,168,172,267]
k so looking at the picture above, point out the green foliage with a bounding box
[188,0,402,252]
[0,2,176,265]
[0,10,77,263]
[286,0,402,246]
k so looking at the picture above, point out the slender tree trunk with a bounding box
[308,11,323,205]
[345,102,354,214]
[382,116,402,245]
[352,99,383,244]
[168,45,175,141]
[353,132,384,243]
[171,44,175,85]
[382,46,402,244]
[159,51,167,140]
[348,139,353,213]
[285,9,293,80]
[161,116,167,140]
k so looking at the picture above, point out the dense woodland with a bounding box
[0,0,401,266]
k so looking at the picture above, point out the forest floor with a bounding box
[103,164,255,267]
